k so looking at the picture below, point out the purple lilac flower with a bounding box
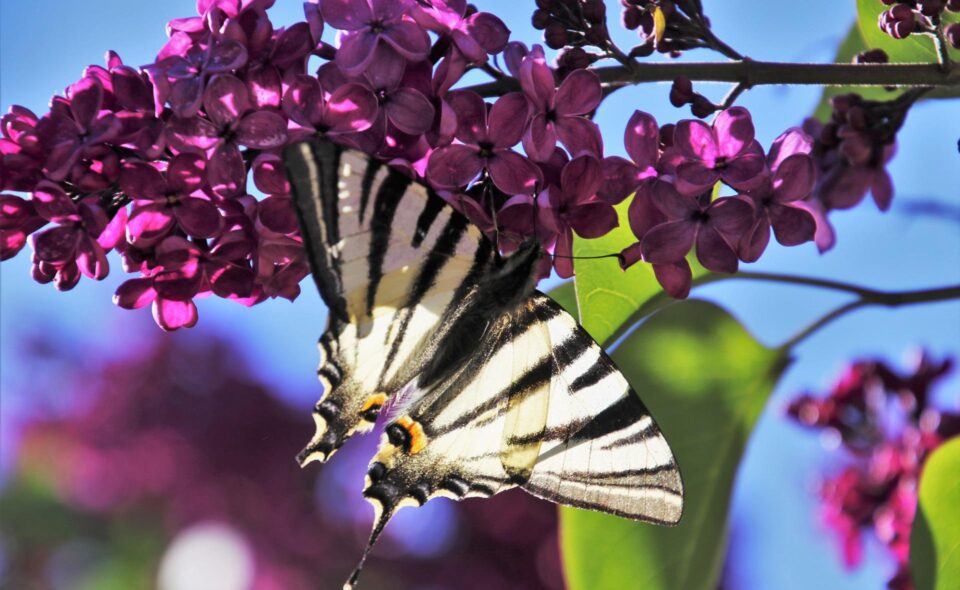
[322,0,430,75]
[413,0,510,63]
[154,37,249,118]
[599,110,660,204]
[282,74,378,141]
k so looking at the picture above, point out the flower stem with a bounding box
[468,61,960,97]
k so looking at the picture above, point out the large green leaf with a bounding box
[572,200,662,345]
[561,300,791,590]
[910,437,960,590]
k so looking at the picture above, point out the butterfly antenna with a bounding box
[343,501,396,590]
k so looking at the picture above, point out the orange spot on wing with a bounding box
[397,416,428,455]
[361,393,387,414]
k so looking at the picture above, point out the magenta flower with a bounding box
[155,38,248,118]
[322,0,430,75]
[668,107,766,195]
[599,110,661,204]
[114,235,254,330]
[1,106,45,191]
[426,91,541,195]
[282,74,378,141]
[641,181,754,274]
[412,0,510,63]
[358,43,434,136]
[28,181,125,288]
[537,155,617,278]
[739,129,817,262]
[252,153,300,236]
[166,73,287,196]
[119,154,222,247]
[0,194,46,261]
[37,78,122,182]
[256,235,310,300]
[520,46,603,161]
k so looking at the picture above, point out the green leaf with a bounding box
[547,281,578,318]
[910,437,960,590]
[572,200,661,345]
[561,300,791,590]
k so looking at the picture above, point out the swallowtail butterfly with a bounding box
[283,139,683,589]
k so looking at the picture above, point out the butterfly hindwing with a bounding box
[284,139,490,463]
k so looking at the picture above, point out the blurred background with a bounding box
[1,1,958,589]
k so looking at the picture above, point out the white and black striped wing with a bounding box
[342,292,682,588]
[284,139,491,464]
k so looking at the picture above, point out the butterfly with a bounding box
[283,139,684,589]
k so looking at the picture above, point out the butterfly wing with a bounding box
[284,139,492,463]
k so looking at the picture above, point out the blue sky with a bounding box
[1,1,958,588]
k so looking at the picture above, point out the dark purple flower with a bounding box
[537,155,617,278]
[0,193,46,261]
[520,46,603,161]
[739,128,818,262]
[155,37,249,118]
[322,0,430,75]
[668,107,766,195]
[599,110,660,204]
[120,154,222,247]
[359,43,434,136]
[413,0,510,63]
[0,106,45,191]
[426,91,541,195]
[166,73,287,196]
[641,180,754,274]
[282,74,378,141]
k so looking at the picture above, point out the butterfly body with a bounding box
[283,139,683,589]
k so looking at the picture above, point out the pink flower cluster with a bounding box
[0,0,900,329]
[878,0,960,42]
[787,352,959,590]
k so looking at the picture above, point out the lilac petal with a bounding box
[523,114,557,163]
[167,153,207,194]
[246,64,282,109]
[235,111,287,148]
[555,116,603,159]
[365,42,406,91]
[382,20,432,61]
[770,203,816,246]
[653,177,701,219]
[624,110,660,171]
[78,202,109,238]
[305,1,324,42]
[120,161,167,200]
[68,77,103,130]
[327,84,380,134]
[653,260,692,299]
[503,42,528,79]
[674,119,718,163]
[208,143,247,196]
[619,241,644,269]
[0,194,34,230]
[519,46,554,111]
[714,107,755,159]
[426,144,484,188]
[43,142,82,183]
[1,231,30,262]
[166,116,220,153]
[628,187,666,240]
[75,237,109,279]
[598,156,641,204]
[153,298,198,331]
[487,150,542,195]
[206,40,248,73]
[768,127,812,170]
[371,0,414,22]
[794,199,836,253]
[553,228,574,279]
[555,69,601,117]
[33,182,79,223]
[335,31,380,76]
[488,92,528,148]
[204,74,251,128]
[252,153,290,195]
[97,206,127,250]
[641,220,696,264]
[675,161,720,195]
[570,201,617,239]
[434,47,468,96]
[114,277,156,309]
[176,197,223,238]
[127,204,175,247]
[497,193,535,238]
[258,195,299,234]
[33,225,80,264]
[271,22,314,68]
[111,66,154,112]
[466,12,510,54]
[871,170,893,211]
[696,225,739,274]
[772,154,815,203]
[739,214,770,263]
[721,141,766,189]
[451,29,487,64]
[821,167,869,210]
[321,0,373,30]
[561,155,602,203]
[281,74,321,127]
[707,196,754,240]
[53,261,81,291]
[211,264,255,298]
[385,88,435,135]
[448,91,488,145]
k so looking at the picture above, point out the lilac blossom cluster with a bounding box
[0,0,900,329]
[787,352,959,590]
[878,0,960,46]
